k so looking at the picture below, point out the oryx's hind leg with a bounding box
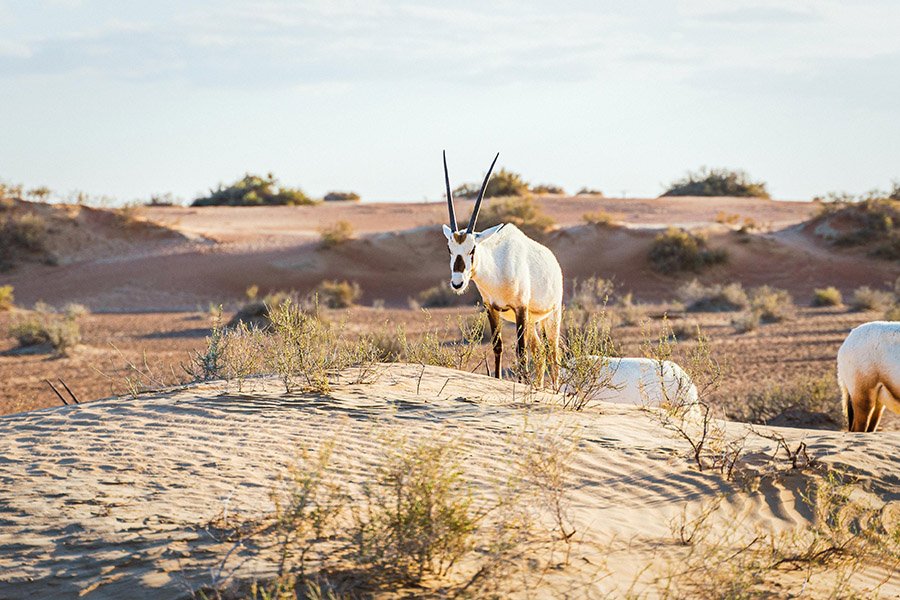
[486,304,503,379]
[867,383,891,432]
[848,380,878,432]
[514,306,529,382]
[529,322,545,388]
[544,306,562,390]
[839,377,854,432]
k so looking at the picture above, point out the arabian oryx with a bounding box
[837,320,900,432]
[441,151,563,387]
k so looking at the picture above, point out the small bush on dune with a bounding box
[567,276,614,312]
[816,194,900,259]
[530,184,565,195]
[649,227,728,273]
[679,280,750,312]
[582,210,616,227]
[0,285,13,311]
[727,374,841,427]
[192,173,315,206]
[576,187,603,196]
[477,195,555,241]
[453,168,529,199]
[412,284,460,308]
[850,286,893,311]
[731,310,760,333]
[811,286,843,307]
[318,220,354,248]
[314,280,361,309]
[323,191,360,202]
[662,167,770,198]
[8,304,82,356]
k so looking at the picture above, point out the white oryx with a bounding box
[563,355,700,415]
[441,151,564,387]
[837,320,900,432]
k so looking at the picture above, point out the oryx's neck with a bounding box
[470,240,505,301]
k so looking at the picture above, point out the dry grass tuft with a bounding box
[649,227,728,273]
[318,220,354,249]
[812,286,844,307]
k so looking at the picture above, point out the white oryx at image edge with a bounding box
[441,151,564,387]
[563,356,700,416]
[837,320,900,432]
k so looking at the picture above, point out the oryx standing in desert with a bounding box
[441,151,564,387]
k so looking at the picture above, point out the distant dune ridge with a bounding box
[0,365,896,598]
[1,196,896,311]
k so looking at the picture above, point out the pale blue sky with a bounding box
[1,0,899,203]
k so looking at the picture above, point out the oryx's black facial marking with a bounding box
[453,254,466,273]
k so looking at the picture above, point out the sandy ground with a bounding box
[0,364,896,598]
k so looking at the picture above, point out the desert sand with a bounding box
[1,364,897,598]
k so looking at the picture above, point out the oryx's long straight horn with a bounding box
[443,150,458,231]
[467,152,500,233]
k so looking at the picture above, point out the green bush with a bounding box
[454,168,529,199]
[477,195,555,240]
[749,286,795,323]
[8,305,82,356]
[323,191,361,202]
[811,287,843,307]
[318,220,354,248]
[413,284,460,308]
[678,280,749,312]
[531,184,565,195]
[576,187,603,196]
[648,227,728,273]
[582,210,616,227]
[192,173,315,206]
[314,280,361,308]
[0,285,13,311]
[662,167,770,198]
[816,195,900,259]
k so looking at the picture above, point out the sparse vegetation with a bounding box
[318,220,354,249]
[576,187,603,196]
[567,276,614,313]
[477,195,555,241]
[812,286,844,307]
[726,373,841,427]
[192,173,315,206]
[749,285,795,323]
[314,280,361,309]
[731,310,760,333]
[649,227,728,273]
[679,280,750,312]
[850,285,894,312]
[412,284,461,308]
[0,212,49,267]
[815,193,900,259]
[662,167,770,198]
[323,191,360,202]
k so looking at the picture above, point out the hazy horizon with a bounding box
[2,0,899,204]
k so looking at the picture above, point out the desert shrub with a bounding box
[8,305,81,356]
[453,168,528,199]
[678,280,750,312]
[314,280,361,308]
[1,212,48,252]
[477,196,555,241]
[530,184,565,195]
[26,186,51,202]
[413,284,459,308]
[884,304,900,321]
[749,285,795,323]
[727,374,841,426]
[816,195,900,259]
[616,292,646,326]
[582,210,616,227]
[649,227,728,273]
[323,191,360,202]
[355,436,477,582]
[731,310,760,333]
[227,291,300,330]
[559,312,619,410]
[662,167,770,198]
[850,286,893,311]
[567,276,614,312]
[0,285,13,311]
[811,286,843,307]
[318,220,354,248]
[575,187,603,196]
[192,173,315,206]
[265,300,343,393]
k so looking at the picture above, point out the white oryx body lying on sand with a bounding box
[837,321,900,432]
[440,151,563,387]
[563,356,700,414]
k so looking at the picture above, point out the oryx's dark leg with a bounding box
[486,305,503,379]
[515,306,529,382]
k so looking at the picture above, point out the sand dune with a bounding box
[0,365,896,598]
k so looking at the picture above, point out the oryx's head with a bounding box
[441,151,503,294]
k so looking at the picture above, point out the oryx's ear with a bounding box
[442,224,454,241]
[475,223,504,243]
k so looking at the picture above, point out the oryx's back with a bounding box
[480,224,563,312]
